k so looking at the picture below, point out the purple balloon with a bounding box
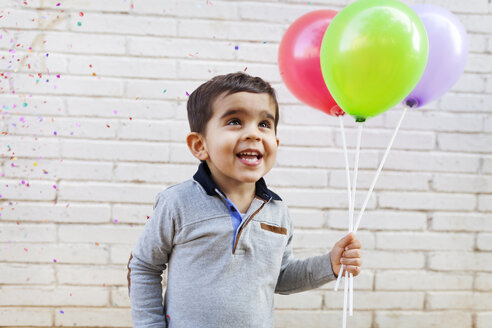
[403,5,468,108]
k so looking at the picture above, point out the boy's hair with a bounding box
[187,72,279,135]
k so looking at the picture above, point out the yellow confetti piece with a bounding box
[33,162,38,166]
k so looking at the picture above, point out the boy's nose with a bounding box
[243,125,261,141]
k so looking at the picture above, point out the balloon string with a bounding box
[348,122,363,318]
[335,116,352,293]
[353,106,408,233]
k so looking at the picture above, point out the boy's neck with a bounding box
[223,184,256,214]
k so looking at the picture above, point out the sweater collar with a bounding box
[193,162,281,202]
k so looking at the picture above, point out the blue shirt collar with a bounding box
[193,162,282,202]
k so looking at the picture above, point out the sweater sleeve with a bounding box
[274,214,336,295]
[128,192,175,328]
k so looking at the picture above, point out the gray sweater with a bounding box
[128,163,335,327]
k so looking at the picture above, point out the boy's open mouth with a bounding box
[236,151,262,162]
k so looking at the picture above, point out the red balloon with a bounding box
[279,10,344,117]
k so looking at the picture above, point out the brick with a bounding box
[177,60,279,83]
[1,136,60,158]
[0,223,56,242]
[276,147,378,169]
[55,307,132,327]
[379,191,476,211]
[0,263,55,284]
[293,230,374,250]
[375,311,471,328]
[330,170,431,191]
[66,97,176,120]
[0,243,108,264]
[450,73,486,92]
[57,264,128,286]
[484,116,492,132]
[0,95,64,116]
[177,19,285,42]
[237,42,279,64]
[477,233,492,251]
[439,93,492,113]
[275,291,323,309]
[478,195,492,211]
[364,250,425,269]
[112,204,152,225]
[114,163,196,184]
[58,182,161,204]
[467,54,492,73]
[111,286,131,307]
[12,73,123,97]
[277,125,333,147]
[433,173,492,192]
[458,14,492,33]
[289,209,325,229]
[12,51,68,73]
[438,133,492,153]
[375,270,473,291]
[128,36,237,60]
[169,143,198,164]
[0,179,57,200]
[430,0,489,13]
[58,224,141,244]
[329,210,427,231]
[125,79,200,101]
[68,55,177,79]
[477,312,492,328]
[110,244,136,265]
[133,0,239,19]
[324,291,424,310]
[427,292,492,310]
[7,115,118,139]
[429,251,492,271]
[335,128,435,150]
[0,307,53,326]
[0,201,111,223]
[385,110,483,132]
[60,139,169,162]
[275,310,372,328]
[69,13,176,36]
[6,31,127,55]
[279,188,376,210]
[431,212,492,232]
[0,286,108,306]
[266,168,328,188]
[376,232,474,251]
[384,151,480,173]
[22,0,130,11]
[476,273,492,290]
[118,119,172,141]
[4,158,113,181]
[322,270,374,291]
[240,2,328,23]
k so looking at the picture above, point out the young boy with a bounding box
[127,72,362,327]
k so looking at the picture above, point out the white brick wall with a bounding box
[0,0,490,327]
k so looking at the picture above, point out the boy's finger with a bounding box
[344,239,362,251]
[342,249,361,258]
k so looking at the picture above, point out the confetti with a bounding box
[114,219,118,223]
[235,45,239,50]
[79,12,84,17]
[59,310,64,314]
[185,92,190,96]
[56,3,60,6]
[163,89,167,93]
[113,110,118,114]
[53,259,57,263]
[53,184,57,189]
[77,22,82,26]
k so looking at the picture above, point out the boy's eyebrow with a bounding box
[220,108,275,121]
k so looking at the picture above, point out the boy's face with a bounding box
[198,91,279,192]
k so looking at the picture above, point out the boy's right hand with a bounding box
[330,232,362,277]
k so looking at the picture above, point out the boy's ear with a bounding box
[186,132,209,161]
[276,138,280,147]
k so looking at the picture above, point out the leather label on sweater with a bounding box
[260,222,287,235]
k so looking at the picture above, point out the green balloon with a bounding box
[320,0,428,122]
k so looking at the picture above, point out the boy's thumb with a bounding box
[336,232,355,249]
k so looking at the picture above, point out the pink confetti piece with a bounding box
[53,184,57,189]
[53,259,57,262]
[185,92,190,96]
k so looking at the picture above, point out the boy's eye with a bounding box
[227,118,241,126]
[259,121,272,128]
